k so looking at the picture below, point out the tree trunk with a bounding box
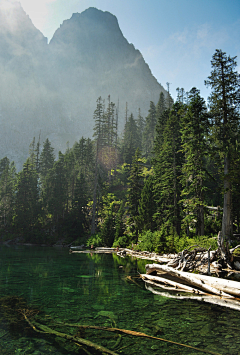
[199,204,205,236]
[221,155,232,243]
[91,167,98,235]
[91,140,99,235]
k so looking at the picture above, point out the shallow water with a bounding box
[0,245,239,355]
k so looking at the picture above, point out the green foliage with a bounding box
[153,102,184,236]
[113,234,130,248]
[137,229,218,254]
[127,149,145,239]
[13,159,40,235]
[39,138,55,178]
[121,113,141,165]
[137,230,163,253]
[0,157,16,229]
[86,233,104,248]
[180,87,209,236]
[143,101,156,161]
[138,174,156,232]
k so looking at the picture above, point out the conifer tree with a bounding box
[114,201,125,242]
[138,175,156,232]
[136,108,145,151]
[127,149,144,240]
[143,101,156,160]
[181,88,209,235]
[42,152,67,225]
[153,103,184,236]
[14,159,40,235]
[39,138,55,179]
[71,173,89,235]
[0,157,16,229]
[122,113,140,165]
[156,92,166,118]
[205,49,240,241]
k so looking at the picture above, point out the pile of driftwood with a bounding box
[140,263,240,311]
[117,231,240,275]
[139,231,240,310]
[118,232,240,309]
[163,231,240,273]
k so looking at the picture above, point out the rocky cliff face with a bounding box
[0,2,167,168]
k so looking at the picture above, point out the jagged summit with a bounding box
[49,7,129,69]
[70,7,120,30]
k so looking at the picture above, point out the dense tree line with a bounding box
[0,49,240,252]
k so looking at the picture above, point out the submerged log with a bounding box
[51,321,221,355]
[22,312,222,355]
[145,264,237,298]
[23,312,118,355]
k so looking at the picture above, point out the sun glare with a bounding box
[19,0,56,33]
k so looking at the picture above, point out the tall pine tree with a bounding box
[205,49,240,242]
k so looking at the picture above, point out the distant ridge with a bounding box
[0,2,167,168]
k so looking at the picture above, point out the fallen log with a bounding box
[141,273,207,295]
[146,263,240,297]
[145,284,240,312]
[183,272,240,298]
[143,278,191,293]
[145,264,236,298]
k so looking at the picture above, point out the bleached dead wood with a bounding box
[183,272,240,298]
[71,250,115,254]
[141,274,207,294]
[145,264,235,298]
[217,231,233,269]
[145,284,240,312]
[230,245,240,253]
[165,245,221,272]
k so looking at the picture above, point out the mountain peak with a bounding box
[50,7,124,47]
[72,7,119,27]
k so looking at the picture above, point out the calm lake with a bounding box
[0,245,239,355]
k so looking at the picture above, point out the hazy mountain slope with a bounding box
[49,7,166,133]
[0,2,167,168]
[0,0,60,165]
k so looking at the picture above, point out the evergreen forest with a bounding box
[1,49,240,253]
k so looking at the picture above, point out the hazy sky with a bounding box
[19,0,240,101]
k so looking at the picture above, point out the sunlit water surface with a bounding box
[0,245,239,355]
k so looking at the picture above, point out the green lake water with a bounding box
[0,245,239,355]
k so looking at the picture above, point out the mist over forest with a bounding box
[0,1,166,168]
